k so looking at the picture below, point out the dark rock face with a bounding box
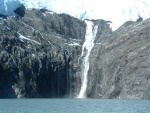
[88,19,150,99]
[0,9,85,98]
[14,4,26,18]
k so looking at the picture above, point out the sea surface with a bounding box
[0,99,150,113]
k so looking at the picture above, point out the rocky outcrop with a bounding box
[87,19,150,99]
[0,8,85,98]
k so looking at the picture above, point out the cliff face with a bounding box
[0,9,85,98]
[1,7,150,99]
[88,19,150,99]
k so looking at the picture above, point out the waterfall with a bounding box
[77,20,98,98]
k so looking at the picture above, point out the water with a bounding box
[77,20,98,98]
[0,99,150,113]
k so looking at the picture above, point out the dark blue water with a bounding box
[0,99,150,113]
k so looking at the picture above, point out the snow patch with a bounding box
[18,33,41,45]
[67,42,81,46]
[45,11,54,15]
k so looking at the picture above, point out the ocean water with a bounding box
[0,99,150,113]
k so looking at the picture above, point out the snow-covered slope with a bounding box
[0,0,150,30]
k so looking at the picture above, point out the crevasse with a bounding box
[77,20,98,98]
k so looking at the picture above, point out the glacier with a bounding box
[0,0,150,30]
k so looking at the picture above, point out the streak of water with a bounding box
[77,20,98,98]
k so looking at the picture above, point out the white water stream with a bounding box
[77,20,98,98]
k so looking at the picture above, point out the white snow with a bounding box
[45,11,54,15]
[77,20,98,98]
[0,0,150,30]
[32,53,35,58]
[67,42,81,46]
[18,33,41,45]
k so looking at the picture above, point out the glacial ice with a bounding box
[0,0,150,30]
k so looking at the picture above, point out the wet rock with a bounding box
[88,18,150,99]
